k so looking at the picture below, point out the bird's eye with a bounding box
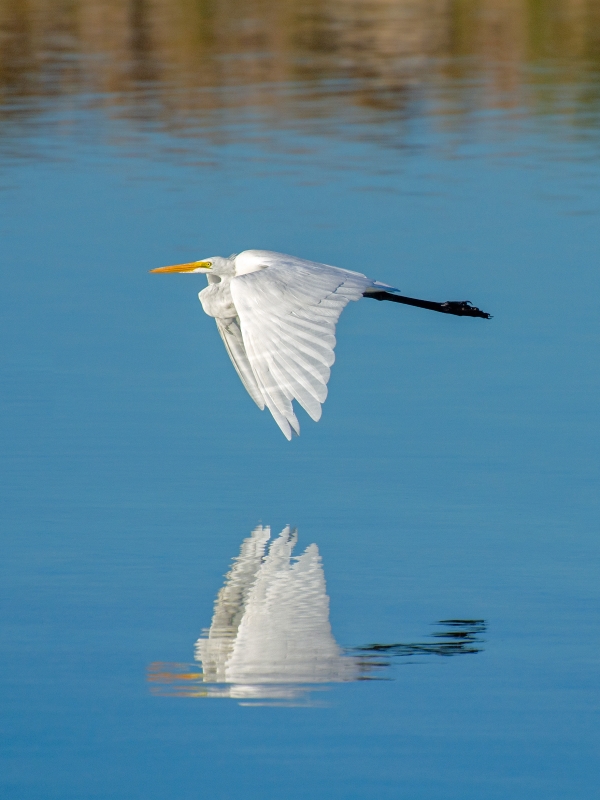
[206,262,212,267]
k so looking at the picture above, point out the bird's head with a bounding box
[150,255,234,277]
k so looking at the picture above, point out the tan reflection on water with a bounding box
[1,0,599,131]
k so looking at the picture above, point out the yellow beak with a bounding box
[150,261,212,273]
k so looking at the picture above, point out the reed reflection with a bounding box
[1,0,599,139]
[148,525,485,704]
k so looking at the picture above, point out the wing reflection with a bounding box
[148,525,486,704]
[197,525,357,686]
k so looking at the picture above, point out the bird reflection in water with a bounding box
[148,525,485,705]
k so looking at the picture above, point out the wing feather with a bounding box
[229,253,372,438]
[215,317,265,410]
[249,308,333,381]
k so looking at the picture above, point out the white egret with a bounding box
[151,250,490,439]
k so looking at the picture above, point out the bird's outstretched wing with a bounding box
[229,255,372,439]
[215,317,265,410]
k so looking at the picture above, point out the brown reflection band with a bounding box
[1,0,599,132]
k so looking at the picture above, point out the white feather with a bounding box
[228,251,373,438]
[195,250,385,438]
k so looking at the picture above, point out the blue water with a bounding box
[2,73,600,797]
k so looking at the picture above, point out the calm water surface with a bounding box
[1,2,599,798]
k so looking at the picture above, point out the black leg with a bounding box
[364,290,491,319]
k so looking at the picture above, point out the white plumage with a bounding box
[222,251,377,438]
[152,249,392,439]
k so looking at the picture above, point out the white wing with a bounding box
[229,253,372,439]
[215,317,265,409]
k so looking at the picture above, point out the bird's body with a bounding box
[199,250,377,439]
[151,249,490,439]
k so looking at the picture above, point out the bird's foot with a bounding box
[440,301,492,319]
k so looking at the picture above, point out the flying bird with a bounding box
[151,250,490,439]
